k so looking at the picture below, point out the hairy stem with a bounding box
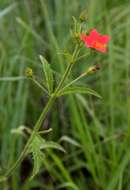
[4,45,80,179]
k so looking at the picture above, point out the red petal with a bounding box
[80,34,87,41]
[80,29,110,53]
[99,35,110,44]
[89,29,100,41]
[80,34,92,47]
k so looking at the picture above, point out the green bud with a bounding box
[79,10,87,22]
[25,67,33,77]
[80,15,86,22]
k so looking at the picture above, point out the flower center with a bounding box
[92,41,106,49]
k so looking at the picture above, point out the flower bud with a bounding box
[25,67,33,77]
[79,11,87,22]
[80,15,86,22]
[86,64,100,74]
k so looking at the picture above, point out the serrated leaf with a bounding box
[28,135,45,154]
[31,150,44,179]
[57,86,102,98]
[39,55,53,94]
[28,135,65,154]
[28,134,65,178]
[29,135,44,179]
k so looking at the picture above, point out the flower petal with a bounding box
[80,29,110,53]
[89,29,100,41]
[80,34,92,47]
[80,34,87,41]
[99,35,110,44]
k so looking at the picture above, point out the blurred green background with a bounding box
[0,0,130,189]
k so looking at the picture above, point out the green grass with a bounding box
[0,0,130,189]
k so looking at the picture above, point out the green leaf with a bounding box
[60,136,81,147]
[11,125,31,136]
[28,134,65,179]
[106,150,130,190]
[11,126,26,136]
[39,55,54,94]
[40,141,66,153]
[0,176,7,182]
[31,150,44,179]
[28,135,44,179]
[57,86,102,98]
[0,3,16,20]
[28,135,45,154]
[28,135,65,154]
[58,182,79,190]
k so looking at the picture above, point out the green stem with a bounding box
[60,72,87,91]
[4,45,80,179]
[0,76,48,95]
[0,76,26,81]
[5,95,56,178]
[31,77,48,95]
[76,52,90,62]
[54,63,73,94]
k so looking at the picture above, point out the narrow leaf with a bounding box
[40,141,66,153]
[60,136,81,147]
[58,182,79,190]
[0,3,16,20]
[106,150,130,190]
[57,86,102,98]
[39,55,54,94]
[31,151,44,179]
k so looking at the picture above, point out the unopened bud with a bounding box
[25,67,33,77]
[86,64,100,74]
[80,15,86,22]
[79,11,87,22]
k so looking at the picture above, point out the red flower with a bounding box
[80,29,110,53]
